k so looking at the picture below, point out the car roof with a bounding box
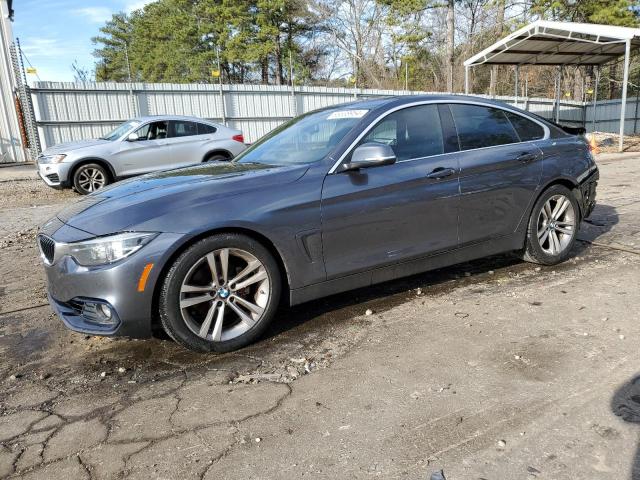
[331,94,557,128]
[132,115,221,125]
[333,94,528,111]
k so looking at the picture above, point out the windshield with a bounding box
[101,120,141,141]
[235,108,368,165]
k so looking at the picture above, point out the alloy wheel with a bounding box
[536,194,576,256]
[179,248,270,342]
[77,167,106,192]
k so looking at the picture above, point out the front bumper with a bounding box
[43,231,185,338]
[36,161,72,188]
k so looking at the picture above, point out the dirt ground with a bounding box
[0,155,639,479]
[591,132,640,153]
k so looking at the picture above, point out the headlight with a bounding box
[38,154,67,164]
[62,232,157,266]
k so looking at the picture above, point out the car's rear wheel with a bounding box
[522,184,579,265]
[73,163,110,195]
[159,233,281,352]
[203,152,231,162]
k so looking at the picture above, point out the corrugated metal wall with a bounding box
[29,81,615,152]
[585,96,640,135]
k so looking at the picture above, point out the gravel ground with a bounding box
[0,157,639,479]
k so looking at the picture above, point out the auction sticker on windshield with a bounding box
[327,110,368,120]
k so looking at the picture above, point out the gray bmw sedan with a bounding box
[37,95,599,352]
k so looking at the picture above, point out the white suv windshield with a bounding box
[101,120,141,141]
[235,108,368,166]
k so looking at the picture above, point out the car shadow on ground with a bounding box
[578,202,620,244]
[264,201,620,341]
[612,375,640,479]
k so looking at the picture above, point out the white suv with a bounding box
[36,115,247,194]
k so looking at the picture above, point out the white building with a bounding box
[0,0,28,163]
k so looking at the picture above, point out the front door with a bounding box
[447,103,544,245]
[114,120,174,176]
[321,104,460,280]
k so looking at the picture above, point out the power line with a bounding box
[19,45,41,82]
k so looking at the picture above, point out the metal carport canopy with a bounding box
[464,20,640,152]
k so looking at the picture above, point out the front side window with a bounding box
[505,111,545,142]
[235,108,367,166]
[360,104,444,161]
[450,104,519,150]
[170,121,199,138]
[133,121,168,141]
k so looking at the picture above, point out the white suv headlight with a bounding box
[38,154,67,164]
[62,232,157,266]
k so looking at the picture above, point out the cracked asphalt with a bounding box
[1,154,640,479]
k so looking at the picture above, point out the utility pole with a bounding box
[122,42,136,116]
[489,0,506,96]
[404,61,408,92]
[216,45,226,125]
[289,49,297,116]
[445,0,455,92]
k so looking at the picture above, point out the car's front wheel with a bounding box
[522,184,579,265]
[73,163,110,195]
[159,233,281,352]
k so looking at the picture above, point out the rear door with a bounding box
[448,103,544,245]
[321,104,460,279]
[165,120,212,167]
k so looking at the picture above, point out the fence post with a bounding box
[591,66,600,134]
[514,65,519,108]
[554,66,562,123]
[634,88,639,134]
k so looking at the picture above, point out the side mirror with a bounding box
[340,142,396,172]
[127,132,139,142]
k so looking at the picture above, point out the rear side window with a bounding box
[450,104,519,150]
[170,121,199,138]
[505,112,545,142]
[361,104,444,161]
[198,123,216,135]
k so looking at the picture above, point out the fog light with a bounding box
[99,303,112,319]
[81,301,117,325]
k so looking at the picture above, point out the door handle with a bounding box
[426,167,456,179]
[517,152,537,163]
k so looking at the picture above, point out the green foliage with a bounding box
[530,0,639,26]
[91,0,640,97]
[93,0,321,83]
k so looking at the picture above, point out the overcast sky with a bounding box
[12,0,154,82]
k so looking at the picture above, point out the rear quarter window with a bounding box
[505,112,545,142]
[198,123,216,135]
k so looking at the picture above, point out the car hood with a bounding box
[57,161,309,235]
[41,139,110,155]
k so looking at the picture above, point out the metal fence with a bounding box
[24,81,636,155]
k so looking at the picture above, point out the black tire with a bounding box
[203,152,231,162]
[159,233,282,353]
[522,184,579,265]
[72,163,110,195]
